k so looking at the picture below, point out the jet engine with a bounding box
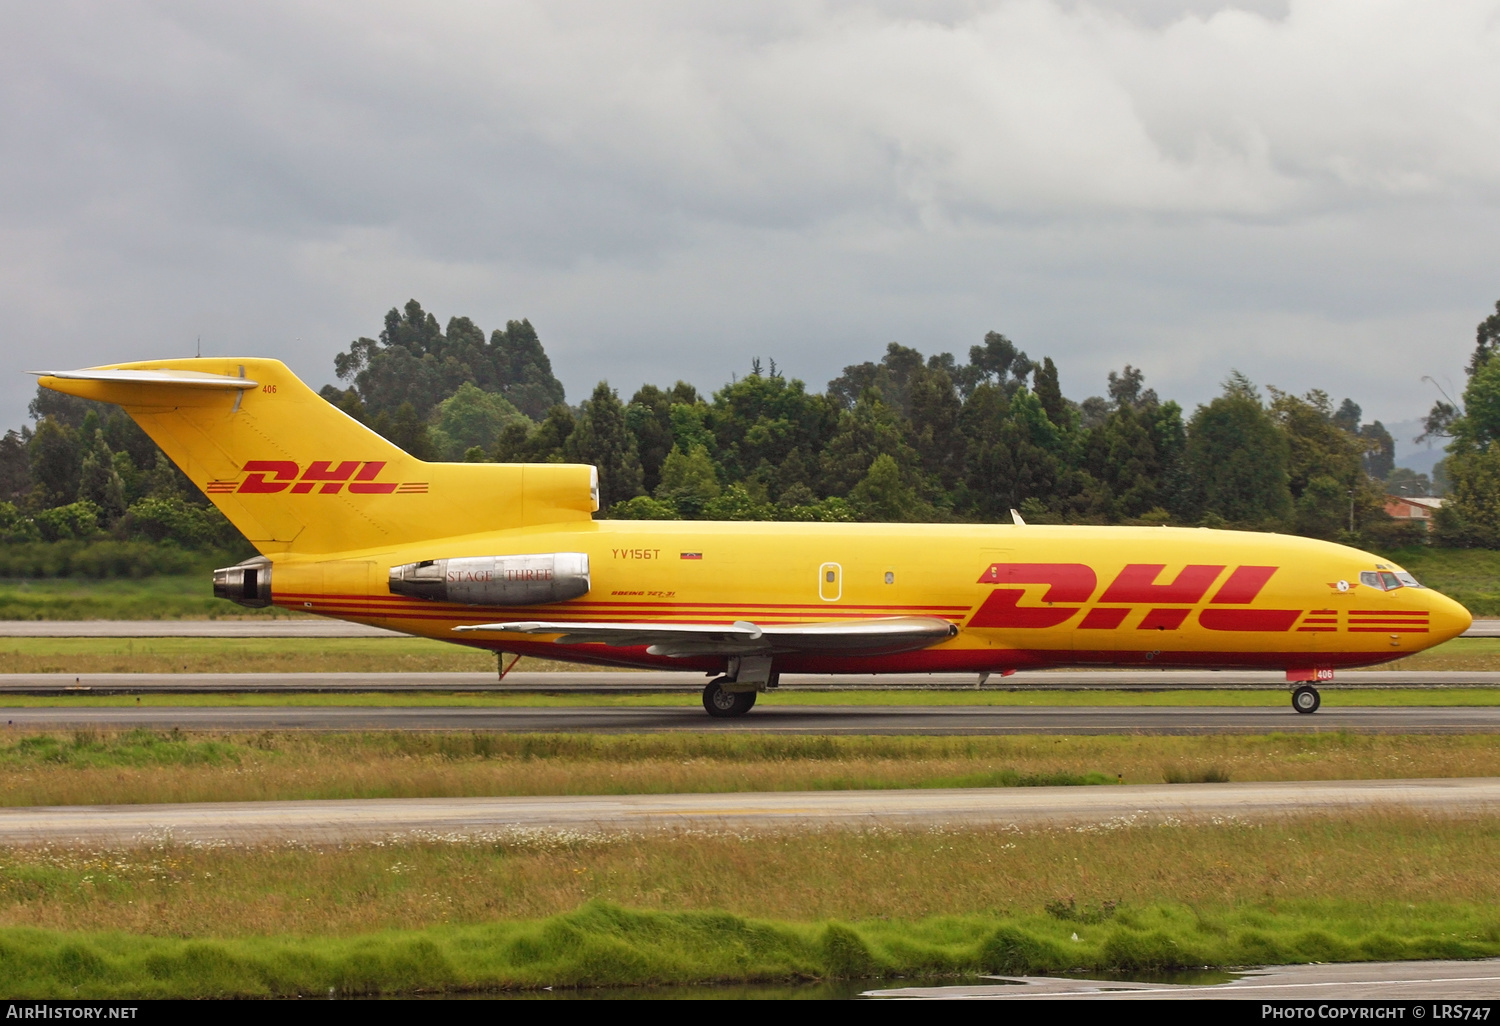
[213,556,274,608]
[388,553,590,605]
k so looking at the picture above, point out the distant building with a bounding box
[1385,495,1444,531]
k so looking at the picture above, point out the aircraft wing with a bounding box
[453,616,957,657]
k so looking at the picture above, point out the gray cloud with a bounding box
[2,0,1498,445]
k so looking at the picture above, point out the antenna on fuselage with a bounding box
[1010,508,1026,526]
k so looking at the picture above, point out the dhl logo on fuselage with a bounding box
[971,562,1429,634]
[205,461,429,496]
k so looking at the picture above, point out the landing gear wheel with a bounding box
[1291,685,1321,714]
[703,678,757,718]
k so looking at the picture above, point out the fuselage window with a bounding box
[1394,572,1425,589]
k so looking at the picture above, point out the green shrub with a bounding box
[123,496,236,548]
[0,540,204,578]
[32,501,102,542]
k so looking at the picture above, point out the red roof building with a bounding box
[1384,495,1443,530]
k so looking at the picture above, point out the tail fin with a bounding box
[36,358,597,555]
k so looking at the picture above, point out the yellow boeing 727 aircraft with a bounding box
[36,358,1472,717]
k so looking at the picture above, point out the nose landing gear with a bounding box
[1284,669,1332,708]
[1287,668,1331,714]
[1291,685,1321,714]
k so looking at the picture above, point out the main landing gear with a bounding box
[703,677,757,718]
[1291,685,1321,714]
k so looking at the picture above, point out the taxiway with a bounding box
[4,702,1500,733]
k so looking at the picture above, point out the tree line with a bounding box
[322,300,1453,549]
[4,296,1496,561]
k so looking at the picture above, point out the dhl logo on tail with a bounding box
[205,460,429,496]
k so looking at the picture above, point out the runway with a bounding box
[5,702,1500,733]
[6,668,1500,694]
[3,777,1498,847]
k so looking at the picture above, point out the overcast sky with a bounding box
[3,0,1498,465]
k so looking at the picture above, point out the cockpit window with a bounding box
[1359,570,1421,591]
[1359,570,1403,591]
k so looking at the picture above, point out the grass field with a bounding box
[1392,548,1500,616]
[3,729,1499,806]
[0,635,500,674]
[1380,636,1500,670]
[0,576,301,621]
[3,812,1499,995]
[0,634,1495,675]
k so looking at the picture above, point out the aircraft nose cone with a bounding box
[1427,589,1473,643]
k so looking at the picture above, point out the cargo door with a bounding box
[818,562,842,602]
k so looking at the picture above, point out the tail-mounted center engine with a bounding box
[388,553,590,606]
[213,556,273,608]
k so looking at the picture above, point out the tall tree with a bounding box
[907,362,964,492]
[27,418,80,508]
[569,383,644,509]
[1467,299,1500,376]
[1086,405,1162,518]
[332,301,565,422]
[1268,388,1389,539]
[827,342,924,414]
[626,382,699,494]
[1332,398,1362,435]
[1107,365,1158,410]
[494,405,576,463]
[654,444,720,517]
[1360,421,1396,480]
[1032,357,1067,428]
[0,430,29,504]
[1183,374,1293,527]
[850,453,931,522]
[489,319,567,419]
[1435,339,1500,544]
[957,385,1060,519]
[372,403,438,462]
[818,388,920,498]
[957,331,1034,398]
[427,383,527,460]
[713,370,837,500]
[76,416,126,518]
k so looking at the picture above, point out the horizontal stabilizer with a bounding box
[34,368,259,389]
[454,615,958,657]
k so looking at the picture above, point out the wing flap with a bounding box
[454,615,957,657]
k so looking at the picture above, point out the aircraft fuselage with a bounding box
[265,519,1471,675]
